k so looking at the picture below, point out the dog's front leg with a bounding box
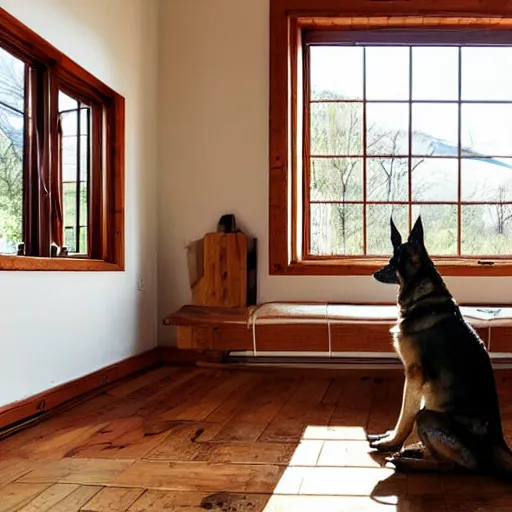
[368,375,423,452]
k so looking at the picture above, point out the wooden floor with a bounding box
[1,366,512,511]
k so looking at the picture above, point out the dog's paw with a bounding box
[366,430,392,442]
[368,430,403,452]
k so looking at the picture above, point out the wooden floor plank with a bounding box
[258,377,333,443]
[329,377,375,433]
[212,375,301,443]
[134,370,216,422]
[106,367,177,398]
[204,373,263,423]
[112,460,284,493]
[192,442,297,465]
[0,483,50,512]
[159,371,256,422]
[320,378,344,407]
[0,459,38,489]
[81,487,145,512]
[4,423,111,463]
[71,419,173,461]
[127,490,270,512]
[67,368,203,425]
[44,486,102,512]
[16,483,79,512]
[17,458,133,486]
[143,422,224,461]
[0,421,108,462]
[64,417,159,460]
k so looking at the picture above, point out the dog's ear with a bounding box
[390,217,402,249]
[408,215,424,248]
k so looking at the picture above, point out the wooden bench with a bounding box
[163,303,512,356]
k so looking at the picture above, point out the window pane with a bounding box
[367,157,409,202]
[62,136,77,182]
[80,181,88,231]
[412,204,457,256]
[366,204,408,255]
[63,181,76,229]
[310,46,363,100]
[462,47,512,101]
[367,103,409,156]
[79,226,88,254]
[310,158,362,201]
[61,109,77,136]
[310,203,363,255]
[311,102,363,155]
[64,226,75,252]
[80,107,90,136]
[412,158,458,202]
[462,204,512,256]
[62,135,90,181]
[411,103,459,156]
[412,47,459,101]
[365,47,409,100]
[0,47,25,112]
[0,58,24,255]
[461,158,512,203]
[59,90,77,111]
[80,135,89,182]
[461,104,512,156]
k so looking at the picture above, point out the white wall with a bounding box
[0,0,159,406]
[157,0,512,346]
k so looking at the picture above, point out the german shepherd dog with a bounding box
[368,215,512,479]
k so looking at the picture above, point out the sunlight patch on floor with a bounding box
[264,426,403,511]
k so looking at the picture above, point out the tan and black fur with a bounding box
[368,216,512,479]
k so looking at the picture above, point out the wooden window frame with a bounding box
[0,8,124,271]
[269,0,512,277]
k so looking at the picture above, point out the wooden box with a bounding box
[187,232,257,308]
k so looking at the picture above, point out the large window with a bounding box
[307,41,512,259]
[0,8,124,271]
[269,2,512,276]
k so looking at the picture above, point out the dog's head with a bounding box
[373,216,430,285]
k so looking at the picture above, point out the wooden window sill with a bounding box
[0,255,123,271]
[270,259,512,277]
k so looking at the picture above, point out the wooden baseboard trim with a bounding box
[0,349,159,431]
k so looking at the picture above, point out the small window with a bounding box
[0,8,125,270]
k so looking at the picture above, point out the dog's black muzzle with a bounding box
[373,263,399,284]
